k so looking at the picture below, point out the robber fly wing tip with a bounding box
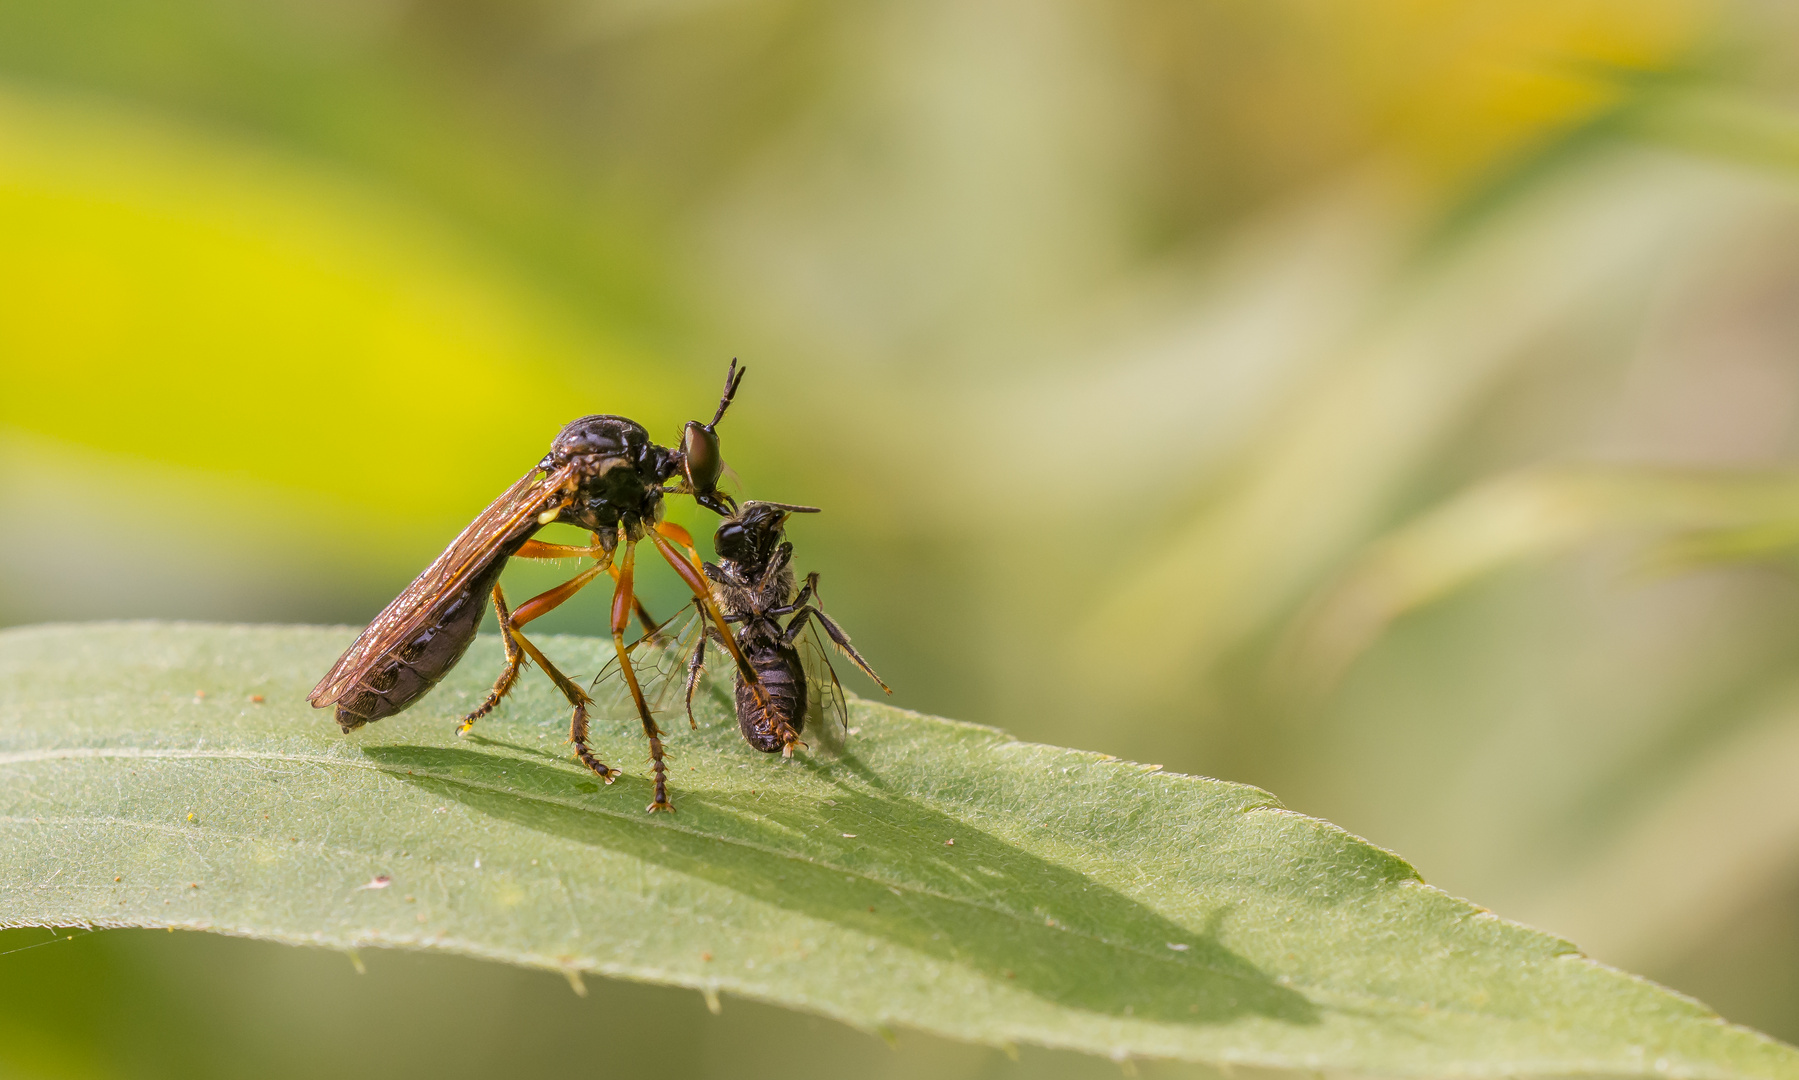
[305,671,341,706]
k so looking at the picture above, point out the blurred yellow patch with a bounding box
[1327,0,1712,186]
[0,84,664,520]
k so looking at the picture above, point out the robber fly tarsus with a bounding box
[308,362,775,812]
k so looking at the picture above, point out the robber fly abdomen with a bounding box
[683,501,891,755]
[332,534,528,729]
[309,362,778,812]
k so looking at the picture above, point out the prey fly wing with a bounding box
[590,597,713,733]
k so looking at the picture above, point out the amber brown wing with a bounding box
[308,462,577,708]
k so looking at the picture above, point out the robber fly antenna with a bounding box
[709,359,745,430]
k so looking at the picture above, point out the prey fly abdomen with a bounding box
[734,635,808,752]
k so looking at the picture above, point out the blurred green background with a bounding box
[6,0,1799,1074]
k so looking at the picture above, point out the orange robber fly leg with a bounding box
[645,527,803,756]
[456,585,527,736]
[608,566,661,639]
[610,536,673,813]
[515,536,658,634]
[654,521,703,569]
[511,560,610,627]
[598,531,661,636]
[481,552,619,782]
[514,539,606,560]
[507,628,618,785]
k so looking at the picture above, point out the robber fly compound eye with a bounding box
[681,420,724,500]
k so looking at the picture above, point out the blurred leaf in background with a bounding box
[8,0,1799,1071]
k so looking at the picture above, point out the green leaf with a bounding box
[2,622,1793,1076]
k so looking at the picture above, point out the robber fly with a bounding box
[308,362,775,812]
[677,501,890,754]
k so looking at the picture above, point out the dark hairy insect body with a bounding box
[682,501,891,753]
[309,363,772,812]
[733,639,808,752]
[331,532,530,728]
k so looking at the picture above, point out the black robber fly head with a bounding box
[680,360,747,516]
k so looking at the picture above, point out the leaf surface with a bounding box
[1,622,1792,1077]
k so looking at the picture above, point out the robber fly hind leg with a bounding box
[476,552,622,782]
[458,551,610,736]
[508,629,619,784]
[456,585,527,736]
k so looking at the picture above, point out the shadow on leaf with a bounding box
[361,742,1319,1029]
